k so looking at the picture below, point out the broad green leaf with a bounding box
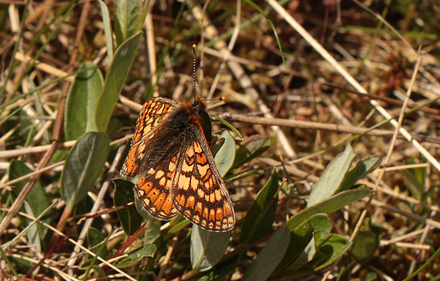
[277,214,331,273]
[114,0,141,46]
[98,0,114,61]
[190,227,231,271]
[75,196,104,231]
[286,189,373,231]
[61,132,110,206]
[288,233,317,271]
[95,32,142,131]
[241,226,290,281]
[65,62,103,140]
[338,156,382,192]
[313,232,351,270]
[214,130,236,177]
[116,244,157,268]
[195,256,241,281]
[113,179,143,235]
[283,233,351,278]
[8,160,52,245]
[240,169,279,244]
[145,220,161,245]
[87,227,107,259]
[232,137,270,169]
[350,230,378,263]
[350,217,381,264]
[307,144,356,207]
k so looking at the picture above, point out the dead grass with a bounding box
[1,1,440,280]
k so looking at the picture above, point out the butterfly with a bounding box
[120,97,235,232]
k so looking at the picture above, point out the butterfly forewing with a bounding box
[121,98,179,178]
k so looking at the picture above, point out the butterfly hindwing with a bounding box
[134,138,182,220]
[171,124,235,232]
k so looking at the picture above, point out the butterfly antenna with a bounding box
[192,44,197,103]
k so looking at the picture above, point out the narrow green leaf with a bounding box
[286,189,373,231]
[98,0,114,61]
[61,132,110,206]
[95,32,142,131]
[65,62,103,140]
[113,179,143,235]
[232,137,270,169]
[116,244,157,268]
[113,0,141,46]
[8,160,52,245]
[23,202,42,255]
[0,103,27,126]
[307,144,356,207]
[240,169,278,244]
[338,156,382,192]
[214,131,236,177]
[402,167,424,200]
[190,227,231,271]
[241,226,290,281]
[211,113,243,138]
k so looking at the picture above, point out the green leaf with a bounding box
[350,217,381,264]
[113,179,143,235]
[307,144,356,207]
[61,132,110,206]
[0,103,27,126]
[211,113,243,138]
[350,230,379,264]
[338,156,382,192]
[86,227,107,259]
[98,0,114,61]
[241,226,290,281]
[65,62,103,140]
[232,137,270,169]
[286,189,373,231]
[95,32,142,132]
[8,160,52,245]
[402,162,425,200]
[23,202,42,255]
[277,214,331,273]
[313,232,351,270]
[190,227,231,271]
[214,131,236,177]
[113,0,141,46]
[283,233,351,278]
[145,220,161,245]
[288,232,317,271]
[116,244,157,268]
[240,169,278,244]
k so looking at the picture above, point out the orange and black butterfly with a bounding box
[120,97,235,232]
